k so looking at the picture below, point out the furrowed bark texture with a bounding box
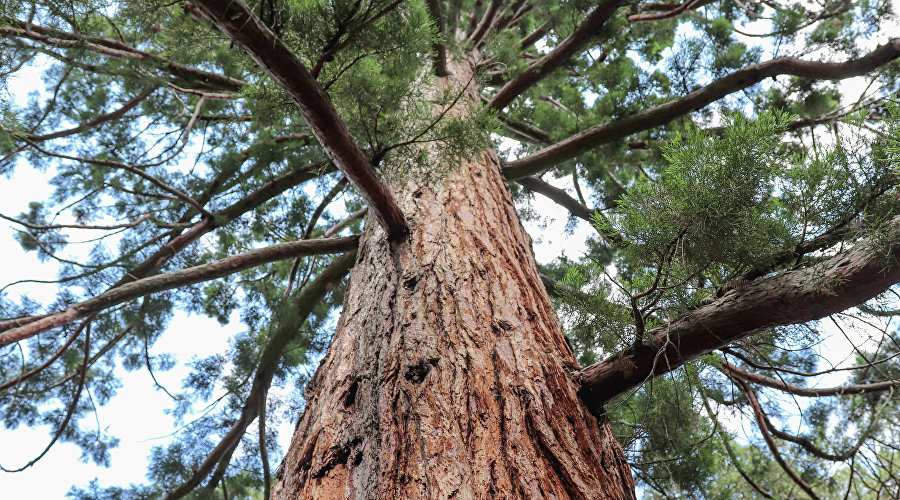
[274,62,634,499]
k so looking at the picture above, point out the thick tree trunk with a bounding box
[273,61,635,499]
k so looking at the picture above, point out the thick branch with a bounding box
[424,0,449,76]
[519,23,547,49]
[505,39,900,179]
[577,215,900,408]
[486,0,622,111]
[192,0,408,241]
[469,0,501,48]
[496,114,553,145]
[0,236,359,348]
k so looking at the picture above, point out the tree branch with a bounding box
[0,21,247,91]
[577,214,900,409]
[505,38,900,179]
[19,87,158,141]
[163,251,357,500]
[739,379,821,500]
[720,360,900,398]
[627,0,717,22]
[424,0,449,76]
[515,176,594,222]
[0,236,359,348]
[486,0,622,111]
[469,0,501,48]
[192,0,408,241]
[0,158,333,333]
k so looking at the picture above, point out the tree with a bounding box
[1,0,900,497]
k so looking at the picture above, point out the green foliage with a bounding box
[611,111,795,272]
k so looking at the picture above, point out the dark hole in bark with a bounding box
[403,275,419,290]
[343,378,359,408]
[404,360,431,383]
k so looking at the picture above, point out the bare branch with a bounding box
[519,22,547,49]
[0,21,247,91]
[627,0,717,22]
[469,0,501,48]
[0,213,152,231]
[515,175,594,222]
[721,360,900,398]
[505,39,900,179]
[739,379,821,500]
[19,87,158,142]
[324,207,367,237]
[192,0,408,241]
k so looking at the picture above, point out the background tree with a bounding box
[1,0,900,497]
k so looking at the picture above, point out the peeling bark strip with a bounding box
[273,61,635,499]
[578,216,900,409]
[504,38,900,179]
[0,236,359,349]
[192,0,409,241]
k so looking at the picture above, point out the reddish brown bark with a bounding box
[273,62,635,499]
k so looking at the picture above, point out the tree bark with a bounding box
[273,61,635,499]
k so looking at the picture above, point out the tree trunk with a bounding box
[273,60,635,499]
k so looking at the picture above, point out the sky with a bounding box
[1,4,899,498]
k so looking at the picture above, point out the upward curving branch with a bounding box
[486,0,623,111]
[504,38,900,179]
[191,0,409,241]
[162,251,358,500]
[577,214,900,410]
